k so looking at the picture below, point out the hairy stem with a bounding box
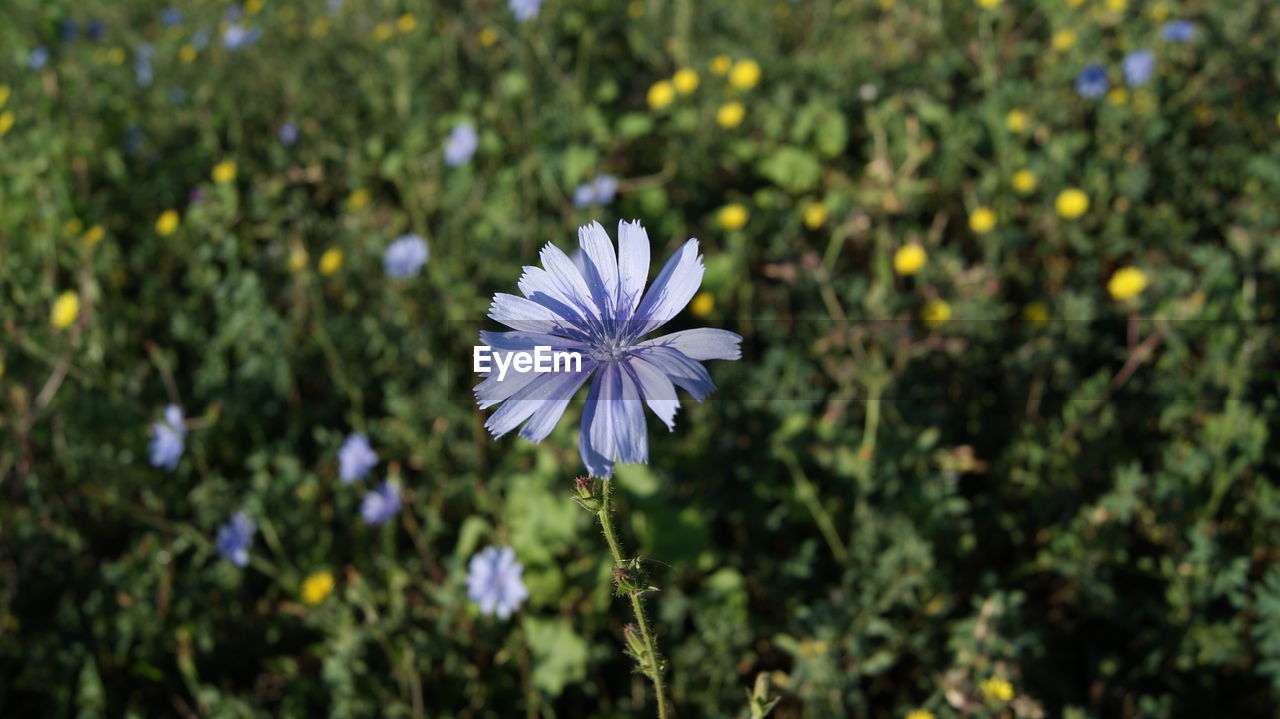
[597,479,670,719]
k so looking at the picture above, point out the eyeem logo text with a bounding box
[473,345,583,382]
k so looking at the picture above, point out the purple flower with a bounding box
[215,512,256,567]
[28,47,50,70]
[466,546,528,619]
[1161,20,1196,43]
[222,23,261,50]
[161,8,183,27]
[443,123,478,167]
[278,122,299,146]
[338,432,378,483]
[474,220,742,478]
[87,20,106,42]
[1122,50,1154,87]
[383,234,430,278]
[573,174,619,209]
[509,0,543,22]
[149,404,186,471]
[360,481,401,526]
[1076,64,1109,99]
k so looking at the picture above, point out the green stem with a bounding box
[597,480,670,719]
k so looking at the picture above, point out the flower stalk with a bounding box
[577,477,670,719]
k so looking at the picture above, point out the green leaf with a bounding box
[522,616,589,697]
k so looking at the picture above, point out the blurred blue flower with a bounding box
[1161,20,1196,42]
[1122,50,1155,87]
[161,8,184,27]
[87,20,106,42]
[149,404,186,471]
[222,24,261,50]
[135,44,155,87]
[466,546,528,619]
[278,122,299,146]
[29,47,50,70]
[215,512,256,567]
[475,220,742,478]
[124,125,145,155]
[61,20,79,41]
[1076,64,1109,99]
[509,0,543,22]
[338,432,378,483]
[444,123,478,167]
[573,174,619,209]
[360,481,401,526]
[383,234,430,278]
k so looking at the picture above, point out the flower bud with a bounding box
[571,476,602,512]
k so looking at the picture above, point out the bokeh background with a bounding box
[3,0,1280,717]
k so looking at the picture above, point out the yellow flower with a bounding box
[1012,169,1038,194]
[301,570,335,605]
[155,210,180,237]
[318,247,344,275]
[710,54,732,76]
[1005,109,1028,133]
[179,44,197,63]
[106,48,126,66]
[975,0,1003,8]
[969,206,997,234]
[673,68,699,94]
[0,85,9,108]
[1107,88,1129,106]
[51,291,80,329]
[922,299,951,328]
[803,203,828,229]
[647,80,675,110]
[1150,3,1170,21]
[1107,266,1147,300]
[905,711,936,719]
[690,291,714,317]
[311,17,331,38]
[82,225,106,247]
[477,27,498,46]
[244,0,263,15]
[716,101,745,128]
[729,59,761,90]
[211,161,237,184]
[1105,0,1127,11]
[1022,301,1049,325]
[397,13,418,32]
[0,111,15,136]
[979,676,1014,702]
[893,243,927,276]
[347,188,370,212]
[373,22,394,42]
[65,218,84,236]
[718,204,749,230]
[287,247,309,273]
[1055,188,1089,219]
[1051,29,1077,51]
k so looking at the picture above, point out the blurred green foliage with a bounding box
[2,0,1280,717]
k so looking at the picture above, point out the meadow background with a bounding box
[3,0,1280,717]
